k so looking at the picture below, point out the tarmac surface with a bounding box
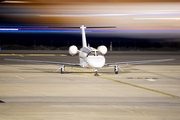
[0,50,180,120]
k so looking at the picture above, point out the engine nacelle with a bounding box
[97,45,107,55]
[69,45,78,55]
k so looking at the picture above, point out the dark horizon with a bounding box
[0,32,179,51]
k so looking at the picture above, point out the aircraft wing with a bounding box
[104,59,175,66]
[4,59,81,67]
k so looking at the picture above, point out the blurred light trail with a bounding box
[1,1,31,3]
[39,14,131,17]
[134,18,180,20]
[0,28,18,30]
[0,29,83,33]
[0,26,48,28]
[1,3,180,29]
[1,27,180,38]
[1,28,180,34]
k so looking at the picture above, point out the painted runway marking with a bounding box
[127,77,158,79]
[16,76,27,80]
[146,79,156,81]
[118,106,134,113]
[67,67,179,98]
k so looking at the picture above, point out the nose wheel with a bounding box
[94,69,99,76]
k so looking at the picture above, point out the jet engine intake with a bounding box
[97,45,107,55]
[69,45,78,55]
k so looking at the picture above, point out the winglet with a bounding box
[80,25,87,47]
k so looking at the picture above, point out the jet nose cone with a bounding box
[87,56,105,68]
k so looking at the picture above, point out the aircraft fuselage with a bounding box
[79,47,105,68]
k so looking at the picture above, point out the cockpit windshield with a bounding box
[96,51,103,56]
[87,51,103,57]
[88,51,96,56]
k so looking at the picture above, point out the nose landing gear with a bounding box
[94,69,99,76]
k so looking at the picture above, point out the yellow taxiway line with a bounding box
[67,67,179,98]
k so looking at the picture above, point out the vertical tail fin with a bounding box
[80,25,87,47]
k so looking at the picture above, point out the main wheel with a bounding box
[114,66,118,74]
[61,68,64,74]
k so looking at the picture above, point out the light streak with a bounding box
[0,28,18,30]
[2,1,30,3]
[39,14,131,17]
[133,18,180,20]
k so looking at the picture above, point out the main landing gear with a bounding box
[114,65,118,74]
[55,65,65,74]
[114,65,124,74]
[61,65,65,74]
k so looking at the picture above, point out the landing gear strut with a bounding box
[114,65,124,74]
[114,65,118,74]
[61,65,65,74]
[94,69,99,76]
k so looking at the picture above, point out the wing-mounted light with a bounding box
[97,45,107,55]
[69,45,79,55]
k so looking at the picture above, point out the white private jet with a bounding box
[5,25,175,76]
